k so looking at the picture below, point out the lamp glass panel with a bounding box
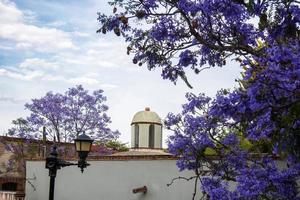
[81,141,91,152]
[75,141,81,151]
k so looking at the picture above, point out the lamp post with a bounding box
[45,133,93,200]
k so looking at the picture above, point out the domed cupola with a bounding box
[131,107,163,149]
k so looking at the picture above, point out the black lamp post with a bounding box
[45,133,93,200]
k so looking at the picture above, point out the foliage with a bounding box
[98,0,300,87]
[105,140,129,152]
[21,85,120,143]
[3,86,120,173]
[1,118,36,173]
[98,0,300,199]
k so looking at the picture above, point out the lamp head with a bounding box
[74,132,93,172]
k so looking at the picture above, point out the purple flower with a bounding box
[22,85,120,142]
[98,0,300,198]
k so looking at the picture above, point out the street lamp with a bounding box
[45,133,94,200]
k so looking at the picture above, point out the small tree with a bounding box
[105,140,129,152]
[1,118,38,173]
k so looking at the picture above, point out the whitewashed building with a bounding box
[26,108,201,200]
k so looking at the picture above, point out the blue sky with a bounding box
[0,0,242,147]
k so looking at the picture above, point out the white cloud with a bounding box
[0,44,13,50]
[0,63,117,89]
[0,68,44,81]
[61,51,120,68]
[72,31,90,38]
[0,0,23,23]
[15,42,32,49]
[0,58,60,81]
[42,74,65,82]
[0,0,76,52]
[20,58,59,70]
[68,77,99,85]
[0,95,24,103]
[99,84,117,89]
[56,38,136,71]
[84,72,99,78]
[46,20,67,28]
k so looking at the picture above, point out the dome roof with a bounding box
[131,107,162,125]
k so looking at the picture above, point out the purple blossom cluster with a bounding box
[167,90,299,199]
[9,85,120,143]
[97,0,270,86]
[98,0,300,199]
[3,86,121,174]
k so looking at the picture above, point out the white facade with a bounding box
[26,159,202,200]
[25,108,203,200]
[131,108,163,149]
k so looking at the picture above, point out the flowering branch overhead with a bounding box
[98,0,300,199]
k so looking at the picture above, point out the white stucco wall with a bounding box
[26,160,202,200]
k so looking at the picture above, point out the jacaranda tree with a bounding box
[10,85,120,143]
[3,85,121,173]
[98,0,300,199]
